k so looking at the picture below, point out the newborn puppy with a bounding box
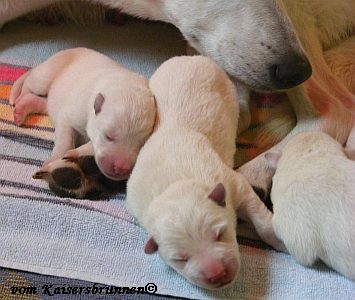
[266,131,355,281]
[126,56,285,289]
[10,47,156,180]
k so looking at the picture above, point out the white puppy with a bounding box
[10,47,156,180]
[126,56,285,289]
[266,132,355,281]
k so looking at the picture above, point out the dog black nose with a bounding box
[271,55,312,89]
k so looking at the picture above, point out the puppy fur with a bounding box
[127,56,285,289]
[10,47,156,181]
[267,132,355,281]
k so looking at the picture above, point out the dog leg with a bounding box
[45,124,76,166]
[234,173,287,252]
[63,141,94,161]
[325,36,355,95]
[13,93,47,126]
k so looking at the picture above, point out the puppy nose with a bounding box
[113,166,131,176]
[202,262,226,284]
[271,55,312,89]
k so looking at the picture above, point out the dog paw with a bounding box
[62,149,80,162]
[13,107,26,126]
[51,167,83,189]
[237,156,275,202]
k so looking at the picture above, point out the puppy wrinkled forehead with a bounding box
[161,205,227,242]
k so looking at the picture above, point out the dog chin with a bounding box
[99,168,130,181]
[191,274,236,290]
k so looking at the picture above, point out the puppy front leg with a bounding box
[63,141,94,161]
[46,125,76,165]
[234,173,286,252]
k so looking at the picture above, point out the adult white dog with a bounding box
[1,0,355,194]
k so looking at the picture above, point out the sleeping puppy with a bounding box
[10,47,156,181]
[126,56,285,289]
[266,131,355,281]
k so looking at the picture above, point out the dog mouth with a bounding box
[213,275,235,288]
[102,171,130,181]
[98,167,130,181]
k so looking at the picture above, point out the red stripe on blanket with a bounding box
[0,64,28,83]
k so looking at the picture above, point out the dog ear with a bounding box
[344,147,355,161]
[32,170,49,179]
[144,237,158,254]
[208,183,226,207]
[94,93,105,115]
[265,151,282,170]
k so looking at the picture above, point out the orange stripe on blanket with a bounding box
[0,64,28,83]
[0,103,53,128]
[0,84,12,99]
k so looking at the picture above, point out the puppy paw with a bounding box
[13,106,26,126]
[62,149,80,162]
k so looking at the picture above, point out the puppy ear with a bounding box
[344,147,355,160]
[208,183,226,207]
[32,170,49,179]
[94,93,105,115]
[144,237,158,254]
[265,151,282,170]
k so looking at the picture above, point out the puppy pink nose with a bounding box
[202,261,226,284]
[113,159,132,175]
[113,165,131,176]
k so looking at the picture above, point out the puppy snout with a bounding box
[206,270,227,284]
[113,163,131,176]
[271,55,312,89]
[202,261,227,284]
[97,155,133,180]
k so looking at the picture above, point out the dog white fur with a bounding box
[1,0,355,191]
[126,56,285,289]
[0,0,311,92]
[10,47,156,180]
[266,132,355,281]
[237,0,355,194]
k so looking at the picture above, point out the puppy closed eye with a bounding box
[172,254,189,263]
[105,134,116,142]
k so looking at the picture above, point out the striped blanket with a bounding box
[1,62,354,300]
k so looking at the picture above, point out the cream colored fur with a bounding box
[237,0,355,195]
[1,0,353,194]
[0,0,309,91]
[266,132,355,281]
[126,56,285,289]
[10,47,156,180]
